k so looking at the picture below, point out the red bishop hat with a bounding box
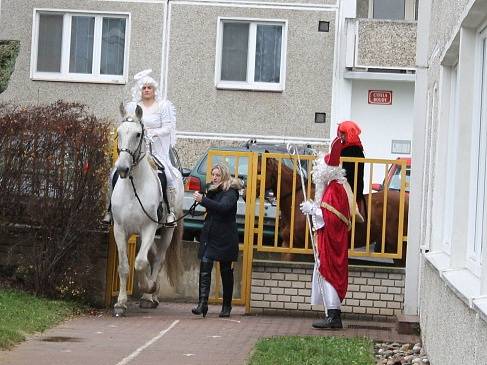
[325,137,344,167]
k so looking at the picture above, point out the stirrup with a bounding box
[165,211,177,227]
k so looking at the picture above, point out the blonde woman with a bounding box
[191,163,243,318]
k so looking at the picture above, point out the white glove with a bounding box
[300,200,317,215]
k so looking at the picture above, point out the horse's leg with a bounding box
[140,228,173,308]
[281,224,293,262]
[152,230,174,305]
[135,223,158,294]
[113,223,129,316]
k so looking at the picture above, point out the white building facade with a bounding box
[411,0,487,362]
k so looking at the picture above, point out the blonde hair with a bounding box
[209,163,232,191]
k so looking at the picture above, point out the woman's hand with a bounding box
[193,192,203,203]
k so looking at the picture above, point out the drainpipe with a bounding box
[160,0,171,99]
[404,0,432,317]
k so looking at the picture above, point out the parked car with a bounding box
[182,142,315,242]
[371,157,411,192]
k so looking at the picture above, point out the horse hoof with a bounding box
[112,307,126,317]
[139,299,158,309]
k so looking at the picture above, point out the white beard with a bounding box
[311,152,346,205]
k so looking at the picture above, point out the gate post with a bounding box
[243,152,258,314]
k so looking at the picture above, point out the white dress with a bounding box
[129,100,181,187]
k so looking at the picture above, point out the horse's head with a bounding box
[115,103,145,178]
[243,155,279,202]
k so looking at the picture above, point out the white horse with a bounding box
[111,103,183,316]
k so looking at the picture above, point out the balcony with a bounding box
[345,18,417,71]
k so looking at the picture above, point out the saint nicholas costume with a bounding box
[301,137,362,329]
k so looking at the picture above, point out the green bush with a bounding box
[0,40,20,94]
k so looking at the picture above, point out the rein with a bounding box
[129,176,203,227]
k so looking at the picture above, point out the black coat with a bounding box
[341,145,365,201]
[198,186,239,262]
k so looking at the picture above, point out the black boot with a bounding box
[102,171,119,225]
[192,261,213,317]
[219,262,233,318]
[312,309,343,330]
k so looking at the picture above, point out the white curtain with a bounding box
[221,22,249,81]
[254,25,282,83]
[100,18,126,76]
[69,16,95,74]
[37,14,63,72]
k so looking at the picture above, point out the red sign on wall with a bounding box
[368,90,393,105]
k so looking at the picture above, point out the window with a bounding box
[369,0,417,21]
[372,0,405,20]
[31,10,130,83]
[216,18,287,92]
[468,30,487,274]
[388,165,411,192]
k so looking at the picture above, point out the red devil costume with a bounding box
[301,137,361,329]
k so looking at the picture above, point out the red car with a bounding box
[372,157,411,193]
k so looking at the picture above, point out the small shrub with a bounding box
[0,101,111,299]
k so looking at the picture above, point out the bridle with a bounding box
[118,117,146,168]
[117,116,202,227]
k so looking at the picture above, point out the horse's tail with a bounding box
[164,220,183,287]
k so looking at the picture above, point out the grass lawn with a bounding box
[0,288,82,350]
[248,336,375,365]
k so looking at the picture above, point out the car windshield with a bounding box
[197,153,308,183]
[389,166,411,192]
[197,154,249,179]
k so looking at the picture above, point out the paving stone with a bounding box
[0,302,420,365]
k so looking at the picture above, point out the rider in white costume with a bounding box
[103,69,181,225]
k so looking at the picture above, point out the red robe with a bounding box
[316,180,350,302]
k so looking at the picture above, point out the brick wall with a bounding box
[250,260,405,320]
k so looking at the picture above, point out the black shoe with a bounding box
[219,305,232,318]
[192,301,208,317]
[312,309,343,330]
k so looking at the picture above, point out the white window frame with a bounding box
[466,26,487,276]
[30,8,131,84]
[215,17,287,92]
[440,65,458,255]
[368,0,417,21]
